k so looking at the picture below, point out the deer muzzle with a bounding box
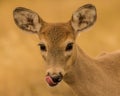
[45,73,63,87]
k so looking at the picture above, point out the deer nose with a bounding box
[47,72,63,83]
[51,73,63,83]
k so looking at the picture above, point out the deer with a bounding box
[13,4,120,96]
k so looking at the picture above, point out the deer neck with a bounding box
[63,45,104,96]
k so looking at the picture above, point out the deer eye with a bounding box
[38,44,47,51]
[65,43,73,51]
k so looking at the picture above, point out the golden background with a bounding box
[0,0,120,96]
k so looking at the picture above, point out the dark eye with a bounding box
[38,44,47,51]
[65,43,73,51]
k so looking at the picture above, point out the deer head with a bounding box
[13,4,97,87]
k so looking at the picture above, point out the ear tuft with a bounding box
[13,7,44,33]
[71,4,97,33]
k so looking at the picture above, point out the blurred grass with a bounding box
[0,0,120,96]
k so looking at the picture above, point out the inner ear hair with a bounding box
[71,4,97,32]
[13,7,44,33]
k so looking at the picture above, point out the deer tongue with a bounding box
[45,76,57,87]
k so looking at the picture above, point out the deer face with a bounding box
[38,24,76,86]
[13,4,97,87]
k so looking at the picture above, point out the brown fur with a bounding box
[13,4,120,96]
[64,46,120,96]
[39,23,75,45]
[37,23,120,96]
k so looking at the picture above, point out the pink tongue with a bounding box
[45,76,56,86]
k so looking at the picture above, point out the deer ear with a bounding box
[13,7,44,33]
[71,4,97,33]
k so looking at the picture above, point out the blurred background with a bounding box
[0,0,120,96]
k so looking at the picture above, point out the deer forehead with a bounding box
[38,23,75,46]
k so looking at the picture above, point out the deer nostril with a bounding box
[59,72,63,77]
